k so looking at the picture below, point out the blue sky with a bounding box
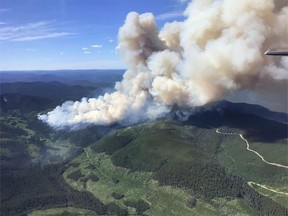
[0,0,187,70]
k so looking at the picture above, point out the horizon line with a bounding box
[0,68,127,72]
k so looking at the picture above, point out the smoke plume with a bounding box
[39,0,288,128]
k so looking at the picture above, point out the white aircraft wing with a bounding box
[265,50,288,56]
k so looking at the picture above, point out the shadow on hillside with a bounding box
[186,110,287,143]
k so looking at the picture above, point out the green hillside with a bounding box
[1,81,287,216]
[59,119,288,215]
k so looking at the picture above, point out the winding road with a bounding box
[247,181,288,196]
[216,128,288,197]
[216,129,288,169]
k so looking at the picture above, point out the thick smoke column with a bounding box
[39,0,288,128]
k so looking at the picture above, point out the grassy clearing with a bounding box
[270,176,288,194]
[218,132,287,182]
[217,129,288,209]
[28,207,97,216]
[64,146,253,216]
[1,114,35,138]
[0,113,81,165]
[248,141,288,166]
[64,149,194,215]
[1,114,37,158]
[210,198,255,216]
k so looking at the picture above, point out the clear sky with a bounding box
[0,0,187,70]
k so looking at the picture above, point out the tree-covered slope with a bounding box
[90,118,288,215]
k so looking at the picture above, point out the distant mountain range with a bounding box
[0,70,124,85]
[0,81,96,99]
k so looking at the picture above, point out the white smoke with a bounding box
[39,0,288,128]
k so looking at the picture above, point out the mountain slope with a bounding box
[205,100,288,124]
[184,101,287,143]
[89,116,287,215]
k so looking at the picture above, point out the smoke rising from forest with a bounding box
[39,0,288,128]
